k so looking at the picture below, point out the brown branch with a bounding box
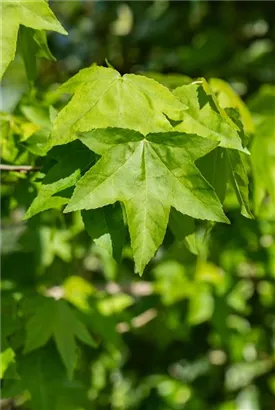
[0,164,40,172]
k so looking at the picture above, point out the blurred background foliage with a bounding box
[1,1,275,410]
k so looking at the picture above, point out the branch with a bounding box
[0,164,40,172]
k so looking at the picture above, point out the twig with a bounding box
[0,164,40,172]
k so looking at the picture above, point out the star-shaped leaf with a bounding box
[65,128,229,274]
[24,297,96,379]
[0,0,67,79]
[24,141,95,219]
[50,65,187,147]
[173,79,247,152]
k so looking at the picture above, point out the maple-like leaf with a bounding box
[179,79,253,218]
[24,141,94,219]
[209,78,254,135]
[50,65,187,147]
[173,79,247,152]
[24,297,96,379]
[0,0,67,79]
[65,128,229,275]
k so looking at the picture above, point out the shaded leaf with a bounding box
[197,147,229,203]
[18,345,66,410]
[169,209,195,240]
[82,203,125,262]
[24,141,94,219]
[18,26,56,81]
[174,80,246,152]
[209,78,254,135]
[24,297,96,379]
[227,150,254,219]
[248,86,275,216]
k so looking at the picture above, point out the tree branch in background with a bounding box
[0,164,40,172]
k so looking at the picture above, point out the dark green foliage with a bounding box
[1,1,275,410]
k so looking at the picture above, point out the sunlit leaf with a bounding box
[65,128,228,274]
[0,0,67,79]
[50,65,187,147]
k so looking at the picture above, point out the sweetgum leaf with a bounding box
[223,109,253,218]
[50,65,187,147]
[18,26,56,81]
[81,203,125,262]
[185,80,253,218]
[18,345,66,410]
[209,78,254,135]
[24,141,94,219]
[0,0,67,79]
[173,80,246,152]
[65,128,229,275]
[24,297,96,379]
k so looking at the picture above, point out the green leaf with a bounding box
[173,80,246,152]
[20,104,55,156]
[24,297,96,379]
[188,83,253,218]
[197,147,229,203]
[142,72,192,89]
[226,150,254,219]
[24,141,94,219]
[82,203,125,262]
[248,86,275,215]
[18,345,67,410]
[24,297,55,352]
[188,284,214,324]
[50,65,187,147]
[0,345,16,378]
[169,209,196,240]
[209,78,254,135]
[65,128,229,275]
[0,0,67,79]
[63,277,121,347]
[18,26,56,81]
[18,26,38,82]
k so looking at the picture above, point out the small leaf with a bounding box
[82,203,125,262]
[209,78,254,135]
[174,80,246,152]
[0,0,67,79]
[227,150,254,219]
[197,147,229,203]
[18,27,56,82]
[18,26,38,82]
[169,209,196,240]
[24,141,94,219]
[24,297,96,379]
[24,298,55,353]
[0,346,16,379]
